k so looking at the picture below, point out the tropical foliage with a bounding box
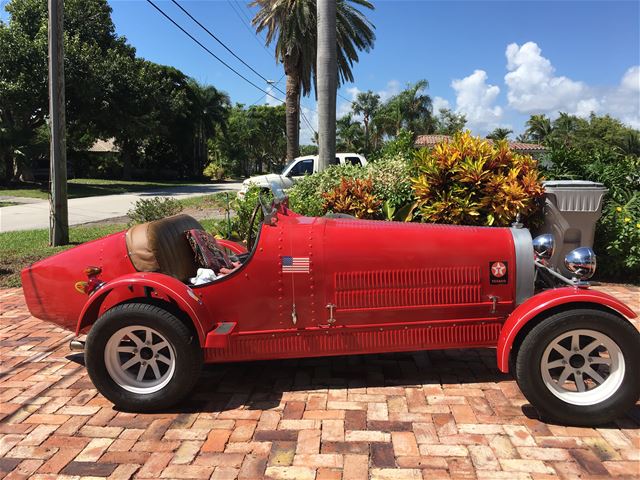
[285,133,546,227]
[486,127,513,141]
[209,104,287,178]
[411,132,545,226]
[0,0,230,183]
[322,177,381,219]
[538,113,640,279]
[251,0,375,160]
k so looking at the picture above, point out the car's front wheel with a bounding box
[516,308,640,426]
[85,303,202,412]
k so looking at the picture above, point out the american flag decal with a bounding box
[281,256,310,273]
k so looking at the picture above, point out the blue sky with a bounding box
[2,0,639,142]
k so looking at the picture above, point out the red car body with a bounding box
[21,204,636,373]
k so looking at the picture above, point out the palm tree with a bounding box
[352,90,379,151]
[376,80,433,137]
[336,114,363,151]
[187,81,230,177]
[251,0,375,161]
[525,114,552,143]
[486,127,513,141]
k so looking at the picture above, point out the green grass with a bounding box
[0,178,204,200]
[0,201,17,207]
[177,192,231,210]
[0,223,127,288]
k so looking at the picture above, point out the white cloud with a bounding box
[265,84,284,107]
[299,104,318,145]
[432,96,450,112]
[378,80,401,102]
[501,41,639,129]
[505,41,595,115]
[600,66,640,128]
[451,69,503,133]
[621,66,640,92]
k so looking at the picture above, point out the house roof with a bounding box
[414,135,546,152]
[88,138,120,153]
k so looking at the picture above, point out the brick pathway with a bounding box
[1,285,639,480]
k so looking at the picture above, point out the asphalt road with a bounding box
[0,183,242,232]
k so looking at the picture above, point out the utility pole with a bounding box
[316,0,337,172]
[48,0,69,245]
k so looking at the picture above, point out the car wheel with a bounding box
[85,302,202,412]
[516,308,640,426]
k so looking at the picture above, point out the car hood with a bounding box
[242,174,294,190]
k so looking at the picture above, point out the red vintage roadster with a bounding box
[21,199,639,425]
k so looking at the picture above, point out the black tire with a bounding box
[85,302,202,412]
[516,308,640,426]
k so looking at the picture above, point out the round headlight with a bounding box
[533,234,555,261]
[564,247,596,280]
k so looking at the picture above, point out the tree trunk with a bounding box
[317,0,337,172]
[284,61,301,161]
[363,115,370,151]
[1,147,13,184]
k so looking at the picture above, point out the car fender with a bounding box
[76,272,212,343]
[496,287,637,372]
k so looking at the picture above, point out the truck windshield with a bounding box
[281,159,297,175]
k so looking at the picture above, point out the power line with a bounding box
[172,0,314,110]
[146,0,286,105]
[249,73,285,106]
[147,0,317,136]
[171,0,274,86]
[226,0,272,55]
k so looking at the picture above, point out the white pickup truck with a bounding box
[238,153,367,198]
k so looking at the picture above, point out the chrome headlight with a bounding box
[564,247,596,280]
[533,234,555,261]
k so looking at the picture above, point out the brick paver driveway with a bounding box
[1,285,639,480]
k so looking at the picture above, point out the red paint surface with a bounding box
[21,208,635,366]
[496,287,638,372]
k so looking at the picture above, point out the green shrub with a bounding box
[207,185,272,242]
[288,164,365,216]
[127,197,183,225]
[372,129,415,161]
[544,144,640,280]
[411,131,545,227]
[367,154,415,220]
[203,161,226,181]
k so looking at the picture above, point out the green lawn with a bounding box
[0,201,17,207]
[0,178,204,200]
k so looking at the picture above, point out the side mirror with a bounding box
[533,234,555,261]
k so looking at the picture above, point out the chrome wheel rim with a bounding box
[541,329,624,406]
[104,326,175,394]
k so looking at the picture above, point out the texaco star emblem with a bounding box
[491,262,507,278]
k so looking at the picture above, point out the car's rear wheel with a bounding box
[516,308,640,426]
[85,303,202,412]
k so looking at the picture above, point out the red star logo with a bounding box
[491,262,506,278]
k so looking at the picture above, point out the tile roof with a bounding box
[414,134,546,151]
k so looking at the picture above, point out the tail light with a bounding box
[75,266,104,295]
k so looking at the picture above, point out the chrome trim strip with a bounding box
[510,227,535,305]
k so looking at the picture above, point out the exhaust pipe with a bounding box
[69,339,85,351]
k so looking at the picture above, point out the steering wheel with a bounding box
[246,197,267,251]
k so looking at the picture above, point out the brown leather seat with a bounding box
[125,214,203,282]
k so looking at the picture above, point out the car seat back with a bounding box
[125,214,203,282]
